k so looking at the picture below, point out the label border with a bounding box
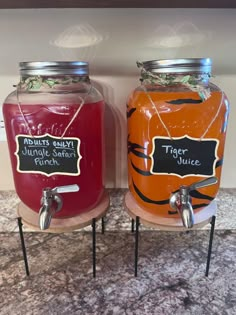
[150,135,219,178]
[14,133,82,177]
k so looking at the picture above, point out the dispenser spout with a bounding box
[172,186,194,228]
[39,184,79,230]
[170,177,218,229]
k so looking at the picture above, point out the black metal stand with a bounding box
[17,216,106,277]
[101,216,105,235]
[133,215,216,277]
[131,218,135,233]
[205,215,216,277]
[92,218,96,278]
[17,217,30,276]
[134,216,140,277]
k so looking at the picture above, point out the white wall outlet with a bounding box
[0,108,6,141]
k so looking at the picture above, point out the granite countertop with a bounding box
[0,189,236,314]
[0,230,236,314]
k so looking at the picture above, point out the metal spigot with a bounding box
[39,184,80,230]
[170,177,218,229]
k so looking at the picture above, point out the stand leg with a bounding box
[101,216,105,235]
[131,219,135,233]
[205,215,216,277]
[17,217,30,276]
[92,218,96,278]
[134,216,140,277]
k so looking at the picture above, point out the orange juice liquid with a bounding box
[127,87,228,218]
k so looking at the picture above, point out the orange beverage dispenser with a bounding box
[3,61,107,230]
[127,58,229,228]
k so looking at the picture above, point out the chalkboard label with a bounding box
[150,135,219,178]
[15,134,82,176]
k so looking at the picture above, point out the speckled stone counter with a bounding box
[0,189,236,314]
[0,230,236,315]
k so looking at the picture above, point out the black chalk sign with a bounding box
[150,135,219,177]
[15,134,82,176]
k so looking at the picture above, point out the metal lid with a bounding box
[141,58,212,74]
[19,61,89,76]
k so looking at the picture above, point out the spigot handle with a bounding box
[189,176,218,191]
[52,184,80,194]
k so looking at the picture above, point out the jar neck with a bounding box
[18,75,90,92]
[140,71,210,86]
[139,69,211,101]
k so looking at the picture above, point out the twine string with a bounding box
[140,84,224,141]
[200,91,224,140]
[16,84,33,137]
[16,83,92,139]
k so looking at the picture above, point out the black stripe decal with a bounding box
[129,149,151,160]
[133,179,169,205]
[131,160,151,176]
[127,108,136,118]
[193,203,209,209]
[216,159,223,168]
[128,141,145,150]
[168,210,178,215]
[167,98,202,105]
[189,190,214,201]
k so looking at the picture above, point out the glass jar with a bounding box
[127,58,229,224]
[3,61,105,218]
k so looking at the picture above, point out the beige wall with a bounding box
[0,9,236,189]
[0,142,13,189]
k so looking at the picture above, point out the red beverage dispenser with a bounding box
[3,61,106,230]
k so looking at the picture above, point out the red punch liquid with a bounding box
[3,100,105,217]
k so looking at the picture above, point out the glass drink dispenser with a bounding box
[3,61,105,229]
[127,58,229,228]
